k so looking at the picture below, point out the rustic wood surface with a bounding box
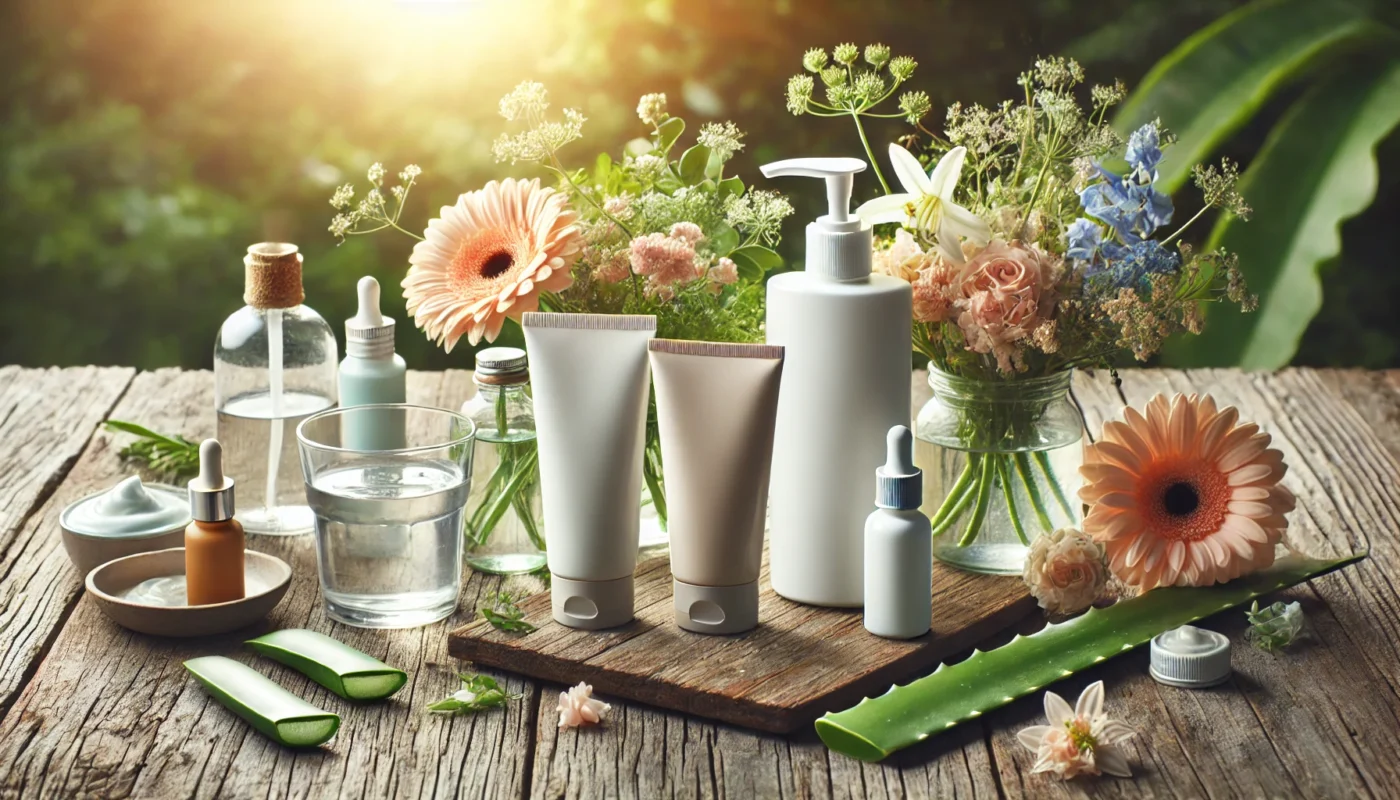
[449,553,1034,733]
[0,366,1395,799]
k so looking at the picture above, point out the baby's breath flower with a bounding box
[637,93,668,128]
[786,75,814,115]
[1090,81,1127,111]
[833,42,859,66]
[898,90,932,124]
[492,106,587,164]
[398,164,422,182]
[329,213,354,238]
[853,71,886,103]
[499,80,549,121]
[820,66,847,88]
[629,153,666,181]
[1033,56,1084,89]
[698,121,745,162]
[391,185,405,200]
[802,48,829,73]
[1194,159,1251,220]
[367,162,385,186]
[330,184,354,210]
[887,55,917,82]
[864,43,891,69]
[724,189,794,246]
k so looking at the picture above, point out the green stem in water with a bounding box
[467,456,513,541]
[642,441,668,529]
[474,450,539,545]
[996,456,1030,546]
[850,112,892,194]
[511,484,546,552]
[1034,450,1074,518]
[928,458,975,531]
[958,454,997,547]
[930,469,977,539]
[1013,452,1053,533]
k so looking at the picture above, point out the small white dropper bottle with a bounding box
[864,425,932,639]
[339,276,407,450]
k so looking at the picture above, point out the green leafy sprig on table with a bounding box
[1245,600,1305,653]
[103,421,200,482]
[427,672,522,715]
[478,591,537,634]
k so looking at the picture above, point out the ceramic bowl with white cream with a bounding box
[60,476,191,575]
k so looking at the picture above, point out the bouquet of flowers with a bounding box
[329,83,791,540]
[788,49,1256,559]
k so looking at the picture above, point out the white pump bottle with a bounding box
[762,158,912,607]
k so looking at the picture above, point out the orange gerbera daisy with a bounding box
[1079,393,1295,591]
[403,178,582,352]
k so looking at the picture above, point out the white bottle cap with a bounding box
[875,425,922,510]
[1150,625,1232,688]
[188,439,235,522]
[346,276,396,359]
[673,579,759,635]
[760,157,873,281]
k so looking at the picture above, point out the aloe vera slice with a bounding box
[184,656,340,747]
[247,629,408,700]
[816,552,1366,762]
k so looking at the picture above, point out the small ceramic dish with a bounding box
[60,480,191,575]
[86,548,292,637]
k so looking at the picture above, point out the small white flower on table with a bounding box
[1016,680,1135,780]
[558,682,610,730]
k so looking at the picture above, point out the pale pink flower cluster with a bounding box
[1017,681,1135,780]
[628,222,708,300]
[557,682,610,730]
[1022,528,1109,615]
[955,239,1059,373]
[707,256,739,294]
[873,229,958,324]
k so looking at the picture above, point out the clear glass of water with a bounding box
[297,405,475,628]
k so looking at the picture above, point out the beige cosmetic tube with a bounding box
[649,339,784,634]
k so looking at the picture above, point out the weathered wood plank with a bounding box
[0,365,135,712]
[0,370,541,800]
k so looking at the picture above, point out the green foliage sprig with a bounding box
[1245,600,1305,653]
[103,420,200,482]
[427,672,522,715]
[478,591,538,634]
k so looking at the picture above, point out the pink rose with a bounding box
[955,239,1058,373]
[1022,527,1109,615]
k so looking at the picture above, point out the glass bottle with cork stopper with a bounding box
[215,242,338,535]
[460,347,545,574]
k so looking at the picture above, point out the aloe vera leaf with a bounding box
[1013,452,1053,533]
[928,459,975,530]
[184,656,341,747]
[246,629,408,700]
[958,454,997,546]
[816,551,1366,762]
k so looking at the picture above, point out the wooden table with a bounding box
[1,366,1397,799]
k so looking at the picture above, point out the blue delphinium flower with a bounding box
[1079,123,1174,243]
[1090,240,1180,291]
[1065,217,1104,262]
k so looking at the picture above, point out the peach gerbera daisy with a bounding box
[1079,393,1295,591]
[403,178,582,352]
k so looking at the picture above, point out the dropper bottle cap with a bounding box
[188,439,236,523]
[875,425,922,510]
[346,276,396,359]
[759,156,872,281]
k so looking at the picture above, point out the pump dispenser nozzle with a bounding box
[875,425,922,510]
[346,276,396,358]
[189,439,236,522]
[760,156,872,280]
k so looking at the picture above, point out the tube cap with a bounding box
[673,579,758,635]
[876,425,922,510]
[346,276,396,359]
[188,439,235,523]
[1150,625,1231,688]
[760,157,872,281]
[551,573,634,630]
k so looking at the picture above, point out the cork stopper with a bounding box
[243,242,305,309]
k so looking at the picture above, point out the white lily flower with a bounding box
[855,144,991,264]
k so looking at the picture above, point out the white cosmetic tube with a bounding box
[522,312,656,629]
[649,340,784,634]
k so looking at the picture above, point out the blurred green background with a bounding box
[3,0,1397,371]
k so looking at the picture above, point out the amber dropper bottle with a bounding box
[185,439,245,605]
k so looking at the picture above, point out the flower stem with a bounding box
[1034,450,1075,518]
[850,112,892,195]
[1014,452,1054,533]
[545,162,633,237]
[930,465,977,538]
[928,458,975,531]
[997,456,1030,546]
[958,454,997,547]
[642,439,668,529]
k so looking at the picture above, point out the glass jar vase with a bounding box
[460,348,545,575]
[914,368,1084,575]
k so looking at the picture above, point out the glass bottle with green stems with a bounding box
[914,368,1083,575]
[460,347,544,574]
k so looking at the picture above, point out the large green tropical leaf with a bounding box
[1168,59,1400,368]
[1115,0,1380,193]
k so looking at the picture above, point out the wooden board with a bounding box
[449,553,1035,734]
